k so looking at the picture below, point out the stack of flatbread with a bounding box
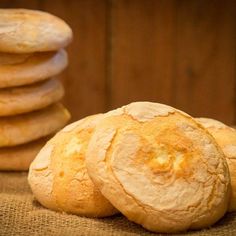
[0,9,72,170]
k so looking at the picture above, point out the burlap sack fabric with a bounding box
[0,172,236,236]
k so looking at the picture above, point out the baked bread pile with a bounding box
[196,118,236,212]
[0,9,72,170]
[28,102,236,233]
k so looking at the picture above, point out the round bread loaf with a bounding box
[0,137,49,171]
[0,49,67,88]
[0,79,64,116]
[0,103,70,147]
[0,9,72,53]
[196,117,236,212]
[86,102,230,233]
[28,114,118,217]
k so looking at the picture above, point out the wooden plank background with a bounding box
[0,0,236,125]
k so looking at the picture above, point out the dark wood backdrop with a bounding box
[1,0,236,125]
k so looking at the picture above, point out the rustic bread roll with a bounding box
[28,114,118,217]
[86,102,230,233]
[0,103,70,147]
[196,117,236,212]
[0,49,67,88]
[0,137,49,171]
[0,79,64,116]
[0,9,72,53]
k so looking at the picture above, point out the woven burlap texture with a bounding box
[0,172,236,236]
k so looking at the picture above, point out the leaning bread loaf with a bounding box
[86,102,230,233]
[28,114,118,217]
[196,117,236,212]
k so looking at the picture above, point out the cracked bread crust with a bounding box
[28,114,118,217]
[86,102,230,233]
[0,49,67,88]
[0,9,72,53]
[0,79,64,116]
[0,103,70,147]
[196,117,236,212]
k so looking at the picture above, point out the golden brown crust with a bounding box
[0,79,64,116]
[0,9,72,53]
[28,115,118,217]
[196,117,236,212]
[0,103,70,147]
[0,137,50,171]
[0,49,67,88]
[86,102,230,233]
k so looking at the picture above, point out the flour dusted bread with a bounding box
[0,137,49,171]
[0,103,70,147]
[85,102,230,233]
[0,79,64,116]
[28,114,117,217]
[0,9,72,53]
[196,117,236,212]
[0,49,67,88]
